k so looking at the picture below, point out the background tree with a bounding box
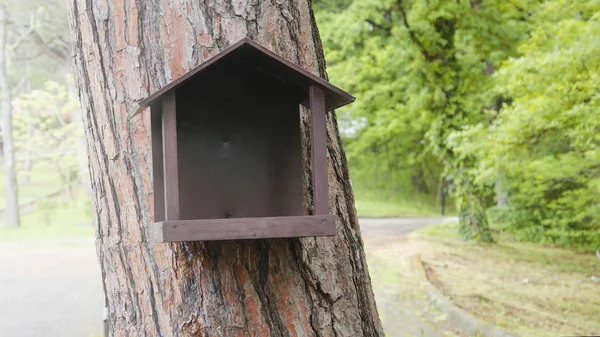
[454,0,600,250]
[13,81,80,193]
[316,0,534,241]
[0,0,81,227]
[314,0,599,251]
[0,1,19,227]
[67,1,384,336]
[8,0,90,191]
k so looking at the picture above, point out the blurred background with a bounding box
[0,0,598,337]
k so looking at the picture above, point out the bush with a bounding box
[457,13,600,251]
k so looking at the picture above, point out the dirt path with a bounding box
[0,217,455,337]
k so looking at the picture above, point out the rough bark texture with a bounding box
[0,3,20,228]
[67,1,384,336]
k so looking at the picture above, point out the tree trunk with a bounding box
[66,1,384,336]
[64,61,91,195]
[373,144,379,190]
[0,3,20,228]
[24,51,32,185]
[24,108,32,184]
[495,175,508,208]
[384,142,393,193]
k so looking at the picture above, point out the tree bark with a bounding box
[66,1,384,336]
[0,2,20,228]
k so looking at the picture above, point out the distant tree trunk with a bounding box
[63,62,90,195]
[0,3,20,228]
[436,173,444,205]
[495,173,508,207]
[384,142,394,193]
[24,108,32,184]
[373,143,380,190]
[23,51,32,184]
[67,1,384,337]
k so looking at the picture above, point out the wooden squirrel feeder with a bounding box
[132,38,355,242]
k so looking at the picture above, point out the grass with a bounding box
[0,162,94,242]
[354,186,451,217]
[415,222,600,337]
[0,162,63,208]
[0,195,94,241]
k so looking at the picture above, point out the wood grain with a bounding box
[148,215,336,242]
[161,92,179,221]
[151,103,165,222]
[310,86,328,215]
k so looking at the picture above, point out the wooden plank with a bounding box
[309,86,328,216]
[131,38,355,117]
[161,91,179,221]
[147,215,337,242]
[151,103,165,222]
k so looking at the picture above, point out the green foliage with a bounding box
[318,0,443,197]
[36,197,57,226]
[317,0,599,249]
[317,0,536,241]
[13,80,81,185]
[454,2,600,250]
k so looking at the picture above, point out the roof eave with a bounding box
[128,37,355,118]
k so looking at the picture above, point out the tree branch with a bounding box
[397,0,433,61]
[9,26,36,51]
[29,30,68,63]
[365,19,392,34]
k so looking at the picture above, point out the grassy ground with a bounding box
[354,187,449,217]
[0,197,94,241]
[414,223,600,337]
[0,162,63,207]
[0,163,94,242]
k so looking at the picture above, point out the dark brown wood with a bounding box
[161,92,179,221]
[151,103,165,222]
[310,86,328,215]
[176,65,303,220]
[148,215,337,242]
[131,38,355,117]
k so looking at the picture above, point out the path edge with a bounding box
[408,254,519,337]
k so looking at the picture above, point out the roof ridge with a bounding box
[129,38,354,118]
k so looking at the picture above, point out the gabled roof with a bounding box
[130,38,354,117]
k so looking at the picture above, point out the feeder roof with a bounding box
[131,38,354,116]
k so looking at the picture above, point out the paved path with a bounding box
[361,217,463,337]
[0,217,454,337]
[359,217,454,237]
[0,243,104,337]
